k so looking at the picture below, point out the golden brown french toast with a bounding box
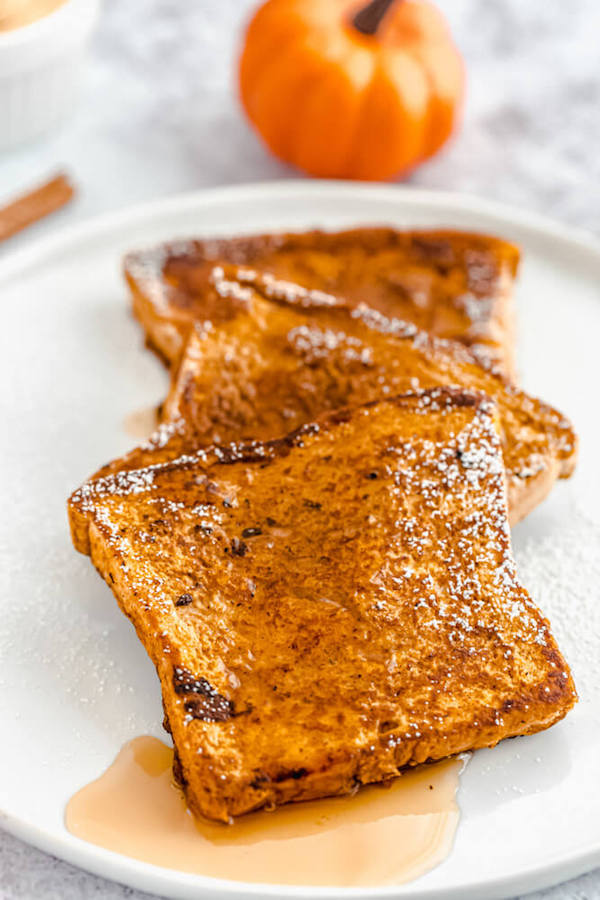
[125,227,520,376]
[68,390,576,822]
[99,266,576,526]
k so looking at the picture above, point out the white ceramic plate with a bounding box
[0,182,599,900]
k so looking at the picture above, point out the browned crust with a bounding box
[95,264,577,528]
[69,389,576,821]
[124,227,520,377]
[70,390,485,555]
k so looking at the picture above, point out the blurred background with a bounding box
[0,0,598,248]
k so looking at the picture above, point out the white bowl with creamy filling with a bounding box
[0,0,99,149]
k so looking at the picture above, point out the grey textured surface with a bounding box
[0,0,599,897]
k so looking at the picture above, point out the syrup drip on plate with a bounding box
[66,736,467,887]
[122,405,159,440]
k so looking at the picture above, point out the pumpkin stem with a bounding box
[352,0,397,36]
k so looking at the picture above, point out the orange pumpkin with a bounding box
[239,0,465,181]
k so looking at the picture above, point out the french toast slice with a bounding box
[100,266,576,526]
[125,227,520,376]
[68,389,576,822]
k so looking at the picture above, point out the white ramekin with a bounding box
[0,0,99,150]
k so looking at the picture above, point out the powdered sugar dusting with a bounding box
[234,267,340,309]
[514,509,600,702]
[124,241,197,310]
[211,266,254,304]
[287,325,374,365]
[70,388,572,755]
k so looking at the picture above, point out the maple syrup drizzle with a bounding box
[66,736,467,887]
[122,405,159,440]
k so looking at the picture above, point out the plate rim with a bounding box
[0,179,598,285]
[3,802,600,900]
[1,179,599,900]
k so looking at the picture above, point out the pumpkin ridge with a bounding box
[408,44,443,166]
[238,0,464,180]
[338,52,381,180]
[314,41,377,180]
[243,37,326,161]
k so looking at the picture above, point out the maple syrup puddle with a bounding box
[66,736,468,887]
[122,405,159,440]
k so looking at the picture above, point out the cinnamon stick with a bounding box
[0,173,75,242]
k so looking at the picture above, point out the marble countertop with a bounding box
[1,0,599,897]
